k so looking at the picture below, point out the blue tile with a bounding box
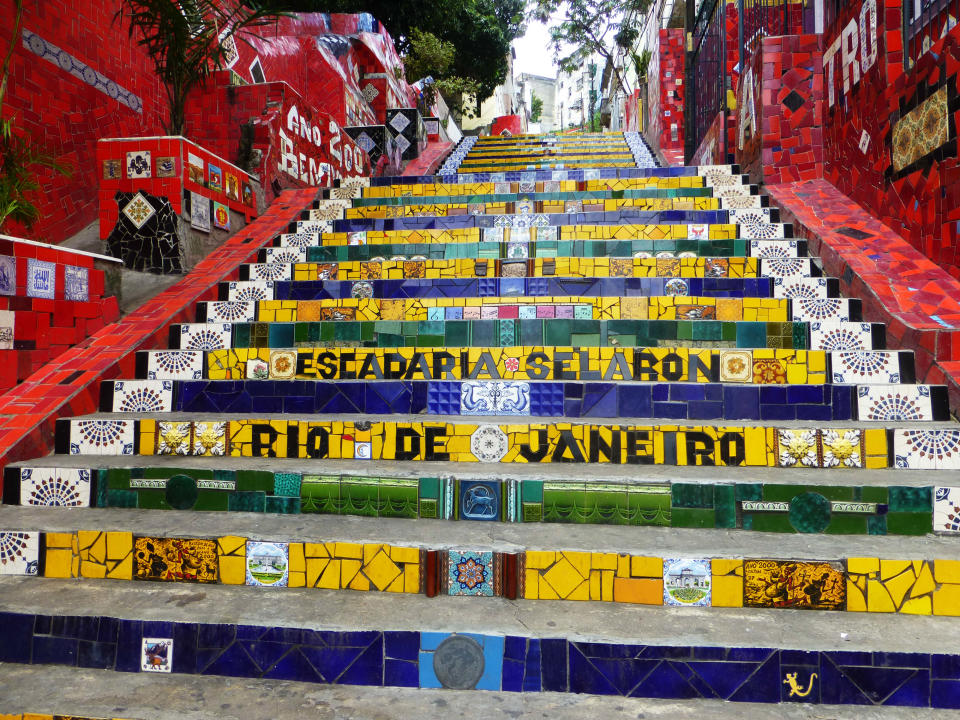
[819,655,872,705]
[202,641,261,677]
[727,654,781,703]
[77,640,116,669]
[0,611,34,662]
[568,644,623,695]
[687,661,764,699]
[872,651,930,668]
[116,619,143,672]
[523,639,542,692]
[932,679,960,708]
[540,639,568,691]
[883,670,929,707]
[337,635,384,686]
[630,660,703,699]
[653,402,687,419]
[32,635,79,666]
[384,658,419,687]
[240,640,291,673]
[263,648,324,683]
[385,631,420,661]
[301,644,371,683]
[171,622,198,674]
[724,386,760,420]
[688,401,723,420]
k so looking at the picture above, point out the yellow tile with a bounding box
[364,550,402,590]
[106,531,133,560]
[543,557,585,598]
[537,573,560,600]
[591,552,618,570]
[601,569,614,601]
[44,549,75,578]
[341,558,363,587]
[901,595,932,615]
[883,566,918,608]
[390,546,420,565]
[935,559,960,583]
[711,559,743,576]
[846,579,866,611]
[561,551,592,579]
[933,584,960,616]
[712,575,743,607]
[524,569,541,599]
[219,556,246,585]
[880,559,913,581]
[613,577,662,605]
[846,557,879,575]
[289,543,305,573]
[288,571,306,588]
[404,563,420,593]
[567,579,591,601]
[218,535,246,556]
[526,550,556,569]
[630,556,662,578]
[307,557,331,587]
[911,562,935,597]
[348,570,370,591]
[106,555,133,580]
[866,579,896,613]
[80,559,106,579]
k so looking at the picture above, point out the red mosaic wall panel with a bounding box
[652,29,686,154]
[0,0,166,244]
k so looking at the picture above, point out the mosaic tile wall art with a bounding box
[105,191,182,274]
[7,528,960,616]
[2,610,960,706]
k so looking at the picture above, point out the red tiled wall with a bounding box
[822,0,960,278]
[0,0,166,244]
[492,115,525,136]
[648,29,686,154]
[692,111,726,165]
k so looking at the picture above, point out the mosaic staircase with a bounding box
[2,130,960,713]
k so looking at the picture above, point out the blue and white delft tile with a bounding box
[227,281,274,302]
[663,558,712,607]
[482,227,505,243]
[0,531,40,575]
[205,301,256,323]
[309,200,350,223]
[278,231,321,249]
[750,239,800,258]
[701,170,745,186]
[494,182,512,194]
[263,247,307,264]
[459,481,500,522]
[112,380,174,413]
[761,258,812,279]
[126,150,151,179]
[470,424,509,462]
[448,550,495,596]
[740,222,787,240]
[20,467,91,507]
[697,164,736,176]
[26,258,56,299]
[831,351,902,384]
[774,277,830,299]
[810,322,874,351]
[857,385,934,421]
[507,241,530,259]
[893,429,960,470]
[721,193,764,209]
[728,208,774,225]
[70,419,134,455]
[247,262,292,282]
[0,310,13,350]
[146,350,204,380]
[179,323,232,351]
[64,265,89,301]
[296,219,332,234]
[0,255,15,296]
[245,541,289,587]
[460,381,530,416]
[535,226,559,242]
[934,487,960,534]
[792,298,851,322]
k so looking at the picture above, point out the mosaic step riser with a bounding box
[336,197,770,219]
[99,380,950,423]
[223,278,838,303]
[168,320,885,353]
[281,220,790,245]
[51,419,960,470]
[5,467,946,536]
[236,257,818,283]
[345,187,754,207]
[2,531,960,618]
[4,610,960,708]
[197,297,860,324]
[138,348,915,386]
[321,211,779,233]
[368,162,741,185]
[261,239,809,264]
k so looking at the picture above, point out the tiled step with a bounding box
[51,415,960,470]
[167,319,883,352]
[137,347,914,385]
[222,277,792,303]
[261,238,806,263]
[347,186,750,207]
[2,578,959,709]
[6,456,949,536]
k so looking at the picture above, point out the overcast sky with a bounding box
[513,18,560,78]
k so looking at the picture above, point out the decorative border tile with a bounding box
[857,385,934,421]
[26,258,56,299]
[831,351,903,384]
[205,301,256,323]
[112,380,173,413]
[146,351,204,380]
[227,281,274,302]
[19,467,92,507]
[809,322,874,351]
[178,324,232,351]
[0,531,40,575]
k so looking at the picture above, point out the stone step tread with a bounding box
[1,506,955,558]
[9,452,950,485]
[0,576,954,652]
[4,665,936,720]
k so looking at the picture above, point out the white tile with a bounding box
[19,467,91,507]
[663,558,711,607]
[761,258,812,279]
[178,323,232,351]
[146,350,204,380]
[460,381,530,416]
[740,223,786,239]
[809,322,875,351]
[247,262,292,281]
[279,231,322,248]
[0,531,40,575]
[205,301,256,323]
[69,419,135,455]
[792,298,851,321]
[263,247,307,264]
[750,240,799,258]
[112,380,174,413]
[934,486,960,534]
[773,277,829,299]
[720,195,764,210]
[830,351,904,384]
[227,281,274,302]
[857,385,935,421]
[893,429,960,469]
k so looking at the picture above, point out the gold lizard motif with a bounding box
[783,672,818,698]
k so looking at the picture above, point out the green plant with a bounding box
[631,48,651,83]
[115,0,292,135]
[530,92,543,122]
[0,0,71,232]
[401,28,480,118]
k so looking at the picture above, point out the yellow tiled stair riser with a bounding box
[33,535,960,615]
[317,224,738,246]
[135,419,889,469]
[360,176,708,198]
[287,257,758,281]
[342,197,722,219]
[0,715,134,720]
[206,346,826,385]
[253,296,790,323]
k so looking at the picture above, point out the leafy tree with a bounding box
[0,0,70,232]
[530,0,650,97]
[530,92,543,122]
[284,0,525,103]
[115,0,292,135]
[401,29,480,118]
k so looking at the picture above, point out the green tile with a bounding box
[885,512,932,535]
[824,515,867,534]
[745,513,795,533]
[735,483,763,501]
[520,480,543,504]
[671,483,715,508]
[860,486,889,503]
[379,477,419,519]
[235,470,274,491]
[714,485,736,528]
[274,473,301,497]
[670,507,715,528]
[265,495,300,514]
[105,489,138,508]
[228,491,266,512]
[340,477,380,517]
[300,475,341,514]
[192,492,230,512]
[867,515,888,535]
[888,486,932,512]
